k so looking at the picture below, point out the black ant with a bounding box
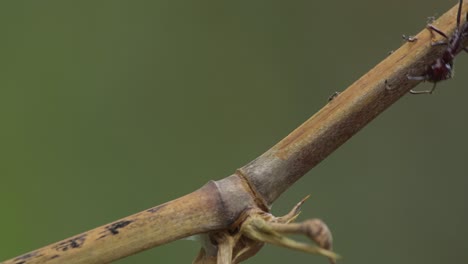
[402,34,418,42]
[327,91,340,102]
[392,0,468,94]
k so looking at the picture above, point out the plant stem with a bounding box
[241,2,468,206]
[3,2,467,264]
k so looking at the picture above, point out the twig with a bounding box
[3,2,467,264]
[240,1,468,206]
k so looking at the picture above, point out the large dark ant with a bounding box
[397,0,468,94]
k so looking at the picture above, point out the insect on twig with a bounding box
[402,34,418,42]
[390,0,468,94]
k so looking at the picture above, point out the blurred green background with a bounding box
[1,0,467,263]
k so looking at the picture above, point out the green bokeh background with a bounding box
[1,1,467,263]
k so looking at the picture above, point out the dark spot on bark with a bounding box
[98,220,133,239]
[53,234,87,252]
[14,251,41,263]
[49,255,60,260]
[108,220,133,234]
[147,203,167,213]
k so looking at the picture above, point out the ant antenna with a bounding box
[456,0,462,29]
[403,0,466,95]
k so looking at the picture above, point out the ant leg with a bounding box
[407,74,427,81]
[431,40,448,47]
[409,82,437,95]
[456,0,462,28]
[427,24,449,39]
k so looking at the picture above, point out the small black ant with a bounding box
[327,91,341,102]
[394,0,468,94]
[402,34,418,42]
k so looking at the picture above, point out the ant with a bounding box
[392,0,468,94]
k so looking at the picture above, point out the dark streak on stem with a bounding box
[147,203,168,213]
[97,220,134,240]
[53,234,87,252]
[107,220,133,235]
[13,251,41,264]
